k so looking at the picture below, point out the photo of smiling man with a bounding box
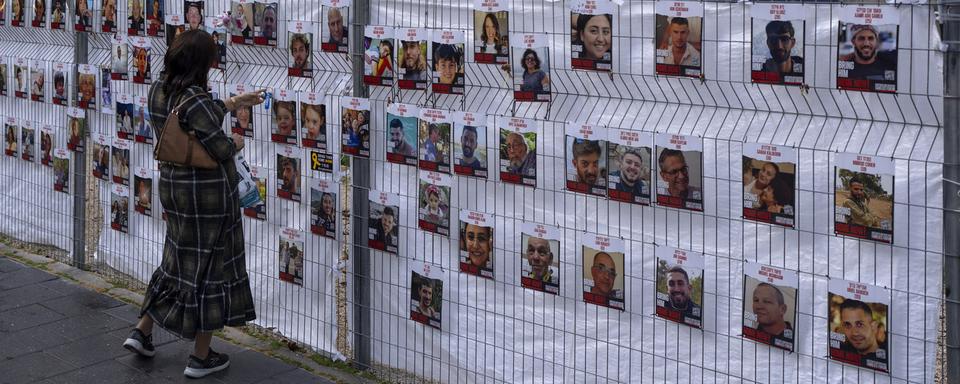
[742,262,798,352]
[520,222,561,295]
[828,278,890,373]
[655,246,704,329]
[655,1,703,78]
[566,122,607,196]
[837,6,898,93]
[582,233,625,310]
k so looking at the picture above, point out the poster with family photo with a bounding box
[498,116,538,187]
[40,125,54,166]
[110,184,130,233]
[51,62,69,106]
[3,119,14,158]
[276,147,301,202]
[743,143,796,228]
[837,6,898,93]
[363,25,394,87]
[459,209,493,279]
[130,37,152,84]
[655,246,704,329]
[100,67,113,114]
[111,34,129,80]
[570,0,614,71]
[115,94,135,140]
[368,189,400,254]
[229,0,254,44]
[431,30,464,95]
[582,233,625,310]
[32,0,46,28]
[409,261,443,330]
[19,122,34,162]
[146,0,163,36]
[228,84,254,137]
[128,0,145,35]
[111,138,131,186]
[417,170,451,236]
[67,107,85,152]
[278,227,304,285]
[30,60,44,103]
[53,149,69,193]
[253,1,277,46]
[828,278,890,373]
[77,64,97,109]
[396,28,428,90]
[452,111,487,178]
[473,0,509,64]
[309,178,337,239]
[607,129,652,205]
[101,0,117,32]
[655,133,703,211]
[834,153,894,243]
[299,91,325,149]
[243,165,266,220]
[91,134,110,180]
[134,167,153,216]
[743,262,798,352]
[134,96,152,143]
[74,0,93,32]
[511,33,550,102]
[418,108,451,173]
[183,0,203,31]
[165,15,185,46]
[288,21,314,77]
[520,222,560,294]
[320,0,349,53]
[50,0,65,29]
[751,3,805,85]
[206,17,227,70]
[385,102,419,166]
[565,123,607,196]
[340,96,370,158]
[271,89,297,144]
[654,1,703,78]
[14,58,28,99]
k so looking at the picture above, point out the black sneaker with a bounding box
[122,328,156,357]
[183,348,230,378]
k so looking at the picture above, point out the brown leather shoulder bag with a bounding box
[153,93,219,169]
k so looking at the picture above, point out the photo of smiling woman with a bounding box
[570,0,614,71]
[473,0,509,64]
[459,210,493,279]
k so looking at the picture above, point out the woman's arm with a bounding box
[181,87,236,161]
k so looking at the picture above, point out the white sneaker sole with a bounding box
[183,360,231,378]
[122,338,156,357]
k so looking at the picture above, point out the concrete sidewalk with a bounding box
[0,254,336,383]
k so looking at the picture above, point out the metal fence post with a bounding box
[350,0,372,371]
[942,1,960,381]
[71,32,88,269]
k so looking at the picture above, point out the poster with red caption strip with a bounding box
[128,0,145,36]
[384,102,419,166]
[396,28,428,90]
[278,228,304,285]
[53,149,70,193]
[837,6,898,93]
[473,0,509,64]
[750,4,806,85]
[134,96,152,144]
[834,153,894,243]
[418,108,452,173]
[570,0,615,72]
[520,222,561,295]
[299,91,326,149]
[74,0,93,32]
[39,125,54,166]
[417,170,452,236]
[827,279,890,373]
[115,94,135,140]
[111,34,129,81]
[228,84,254,137]
[109,184,130,233]
[655,246,704,329]
[430,30,465,95]
[459,210,494,279]
[13,58,28,99]
[340,96,370,158]
[243,165,266,220]
[77,64,98,109]
[130,37,152,84]
[50,0,65,30]
[20,121,35,162]
[51,62,70,106]
[165,15,185,47]
[10,0,24,26]
[111,138,131,186]
[309,178,337,239]
[565,122,607,196]
[582,233,625,311]
[655,133,703,211]
[320,0,350,53]
[409,261,443,330]
[743,262,798,352]
[362,26,394,87]
[654,1,704,78]
[367,189,400,255]
[229,0,254,45]
[452,111,487,178]
[66,107,86,152]
[0,62,8,96]
[742,143,796,228]
[276,145,302,202]
[32,0,46,28]
[133,167,153,216]
[0,0,5,26]
[4,118,18,157]
[206,17,226,70]
[183,0,204,31]
[498,116,538,187]
[510,33,551,102]
[101,0,117,33]
[91,134,111,181]
[30,60,45,103]
[271,89,297,145]
[100,67,113,114]
[252,1,277,46]
[607,129,653,205]
[146,0,164,36]
[288,21,315,78]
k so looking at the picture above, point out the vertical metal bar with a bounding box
[943,2,960,382]
[351,0,372,371]
[71,32,88,269]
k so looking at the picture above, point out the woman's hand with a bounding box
[234,89,267,108]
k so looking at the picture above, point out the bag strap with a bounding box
[171,92,205,117]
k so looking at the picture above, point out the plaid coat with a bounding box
[140,82,256,339]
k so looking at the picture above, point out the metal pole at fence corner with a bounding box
[942,1,960,381]
[350,0,372,371]
[71,32,88,269]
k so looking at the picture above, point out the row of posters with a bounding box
[0,59,113,109]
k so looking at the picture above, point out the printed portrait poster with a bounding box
[133,167,153,216]
[0,63,8,96]
[834,153,894,243]
[53,148,70,193]
[417,170,452,236]
[396,28,428,90]
[410,261,443,330]
[340,96,370,158]
[111,34,129,81]
[2,119,16,158]
[227,84,254,137]
[654,1,704,78]
[309,150,333,174]
[115,94,135,140]
[655,133,703,211]
[743,262,799,352]
[29,60,44,103]
[130,37,152,84]
[111,138,131,186]
[582,233,625,310]
[743,143,796,228]
[288,21,314,77]
[228,0,254,44]
[271,89,297,144]
[520,222,561,294]
[50,0,65,29]
[751,4,806,85]
[299,91,326,149]
[320,0,350,53]
[128,0,145,35]
[276,145,301,202]
[828,278,890,373]
[243,165,266,220]
[67,107,86,152]
[511,33,551,102]
[183,0,203,31]
[431,30,465,95]
[459,209,494,279]
[32,0,45,29]
[100,67,114,114]
[499,117,538,187]
[570,0,614,72]
[363,26,395,87]
[452,111,487,178]
[837,6,899,93]
[368,189,400,255]
[252,1,277,46]
[278,228,305,285]
[11,0,24,26]
[385,102,419,166]
[39,125,54,166]
[309,178,337,239]
[566,123,607,196]
[77,64,98,110]
[74,0,92,31]
[206,16,227,70]
[146,0,163,36]
[91,134,111,180]
[101,0,117,32]
[1,0,6,26]
[51,62,69,106]
[607,129,653,205]
[418,108,452,173]
[14,58,28,99]
[19,121,34,162]
[655,246,704,329]
[134,96,152,143]
[110,184,130,233]
[165,15,185,46]
[474,0,509,64]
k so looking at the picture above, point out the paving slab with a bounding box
[0,351,77,383]
[0,267,58,290]
[0,303,67,332]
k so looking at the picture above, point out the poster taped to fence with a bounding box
[582,233,625,310]
[363,25,394,87]
[836,6,899,93]
[827,278,890,373]
[385,103,419,166]
[134,167,153,216]
[110,184,130,233]
[243,165,267,220]
[309,178,337,239]
[655,245,704,329]
[655,133,703,211]
[418,108,452,173]
[498,116,537,187]
[834,152,894,243]
[565,122,607,196]
[742,262,798,352]
[474,0,509,64]
[340,96,370,158]
[520,221,560,295]
[742,142,796,228]
[288,21,314,77]
[607,129,652,205]
[570,0,614,72]
[368,189,400,255]
[655,1,703,78]
[511,33,550,102]
[417,170,451,236]
[396,28,428,90]
[750,3,806,85]
[271,88,297,145]
[320,0,350,53]
[229,84,254,138]
[431,30,464,95]
[410,261,443,330]
[278,227,304,285]
[452,111,487,178]
[299,91,326,149]
[459,209,494,279]
[276,145,301,202]
[53,148,69,193]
